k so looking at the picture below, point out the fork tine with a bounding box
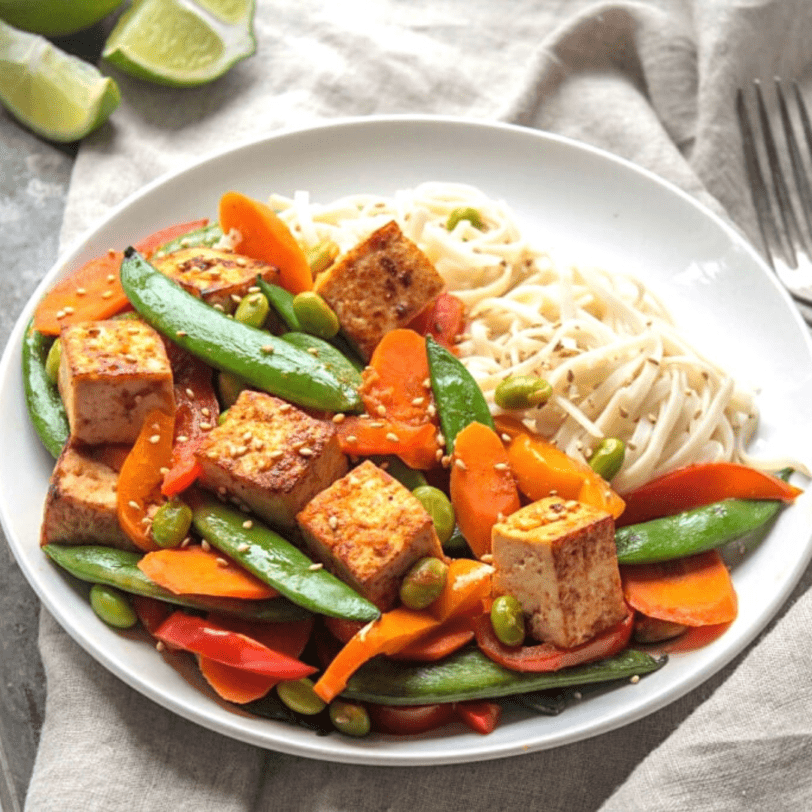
[791,80,812,233]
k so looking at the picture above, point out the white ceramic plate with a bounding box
[3,117,812,766]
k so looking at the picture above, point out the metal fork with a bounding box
[736,78,812,323]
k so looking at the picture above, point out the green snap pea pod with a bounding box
[191,496,380,623]
[615,496,786,565]
[43,544,308,622]
[255,277,302,331]
[426,335,494,452]
[153,223,224,256]
[120,249,361,413]
[342,647,665,705]
[22,321,69,458]
[279,332,363,395]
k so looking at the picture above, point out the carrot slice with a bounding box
[336,416,439,470]
[134,218,208,258]
[450,421,521,558]
[116,408,175,552]
[621,550,738,627]
[138,546,278,600]
[390,614,475,662]
[219,191,312,294]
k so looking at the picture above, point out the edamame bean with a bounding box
[399,556,448,610]
[494,375,552,410]
[412,485,455,545]
[90,583,137,629]
[292,292,340,339]
[329,700,371,737]
[234,292,270,328]
[276,677,327,716]
[44,338,61,384]
[446,207,484,231]
[306,240,339,275]
[217,370,247,409]
[152,499,193,549]
[490,594,525,647]
[588,438,626,481]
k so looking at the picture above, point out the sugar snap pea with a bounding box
[255,277,302,331]
[153,223,224,256]
[190,495,380,623]
[43,543,308,622]
[426,335,494,452]
[279,332,363,392]
[120,249,361,413]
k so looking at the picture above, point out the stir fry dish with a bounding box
[23,186,803,739]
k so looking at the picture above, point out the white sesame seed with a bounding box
[494,462,509,471]
[237,543,250,553]
[411,397,425,406]
[308,347,319,356]
[261,345,275,354]
[332,413,346,423]
[201,540,211,552]
[248,286,260,293]
[501,433,511,443]
[201,407,211,417]
[369,421,385,429]
[185,387,195,399]
[148,434,161,444]
[231,294,242,303]
[376,404,387,416]
[199,422,212,430]
[63,306,74,315]
[180,537,192,548]
[385,432,399,443]
[76,287,86,296]
[56,310,65,319]
[159,467,169,475]
[299,447,314,457]
[216,557,230,567]
[630,675,640,684]
[106,273,116,282]
[213,303,225,312]
[242,520,253,529]
[308,562,324,571]
[423,378,432,388]
[346,435,358,444]
[156,641,166,652]
[176,435,189,443]
[454,458,467,471]
[128,500,140,510]
[270,449,285,459]
[101,290,113,299]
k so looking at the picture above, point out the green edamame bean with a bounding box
[446,207,484,231]
[412,485,455,545]
[89,583,137,629]
[494,375,552,410]
[329,700,371,737]
[589,438,626,481]
[151,499,193,548]
[234,291,270,328]
[44,338,61,384]
[217,370,247,409]
[399,556,448,610]
[306,240,339,275]
[292,291,340,339]
[276,678,327,716]
[490,594,525,646]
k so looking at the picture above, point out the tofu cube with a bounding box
[58,319,174,446]
[296,460,445,611]
[195,390,348,529]
[491,497,626,648]
[152,247,279,313]
[41,442,137,551]
[314,221,445,360]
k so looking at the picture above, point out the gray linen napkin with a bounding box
[23,1,812,810]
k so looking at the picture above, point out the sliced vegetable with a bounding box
[134,219,209,258]
[335,416,439,470]
[456,700,502,734]
[368,702,455,735]
[219,191,313,294]
[450,420,520,558]
[391,614,476,662]
[617,462,802,527]
[137,545,278,600]
[119,249,361,413]
[43,544,308,622]
[152,222,223,257]
[190,494,380,622]
[621,550,738,627]
[22,322,69,457]
[427,335,494,451]
[116,408,175,552]
[407,292,465,351]
[255,277,302,331]
[279,332,363,393]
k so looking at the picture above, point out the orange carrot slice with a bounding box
[450,421,521,558]
[219,191,312,294]
[621,550,738,627]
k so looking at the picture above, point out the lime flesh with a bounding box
[0,19,120,142]
[0,0,125,37]
[102,0,256,88]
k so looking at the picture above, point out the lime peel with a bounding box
[0,0,125,38]
[102,0,256,88]
[0,19,120,143]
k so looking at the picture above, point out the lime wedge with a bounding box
[102,0,256,88]
[0,0,125,37]
[0,19,120,142]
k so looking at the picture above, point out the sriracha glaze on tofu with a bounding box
[296,460,445,611]
[314,221,445,360]
[195,390,348,530]
[58,319,175,446]
[491,497,627,649]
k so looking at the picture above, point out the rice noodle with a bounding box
[269,181,786,492]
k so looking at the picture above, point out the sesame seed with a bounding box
[426,403,437,417]
[308,562,324,571]
[435,448,443,460]
[106,273,115,282]
[436,432,445,447]
[199,422,212,430]
[101,290,113,299]
[423,378,432,388]
[201,408,211,417]
[385,432,399,443]
[454,458,468,471]
[180,537,192,548]
[411,397,425,406]
[76,287,86,296]
[242,520,253,529]
[216,557,229,567]
[237,543,250,553]
[346,435,358,444]
[176,330,187,337]
[261,345,275,354]
[441,455,451,467]
[630,675,640,684]
[480,554,494,563]
[308,347,319,356]
[148,434,161,444]
[248,286,260,293]
[270,449,285,459]
[376,404,387,416]
[185,388,195,398]
[501,433,511,443]
[332,413,346,424]
[231,294,242,303]
[299,447,314,457]
[56,310,65,319]
[156,641,166,652]
[176,435,189,443]
[369,421,385,429]
[328,516,339,530]
[213,303,225,312]
[128,500,141,510]
[494,462,509,471]
[201,540,211,552]
[63,306,74,315]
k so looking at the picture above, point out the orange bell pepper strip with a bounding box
[449,421,521,558]
[312,558,493,703]
[335,416,439,470]
[116,408,175,552]
[495,416,625,519]
[621,550,738,627]
[219,191,312,294]
[616,462,803,527]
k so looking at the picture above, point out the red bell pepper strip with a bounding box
[368,702,456,736]
[616,462,802,527]
[456,700,502,735]
[407,292,466,351]
[473,610,633,673]
[132,595,174,638]
[154,611,316,679]
[134,219,209,258]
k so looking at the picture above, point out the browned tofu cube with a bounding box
[195,390,348,529]
[296,460,445,611]
[491,497,626,648]
[152,247,279,313]
[314,221,445,360]
[58,319,175,446]
[41,442,137,551]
